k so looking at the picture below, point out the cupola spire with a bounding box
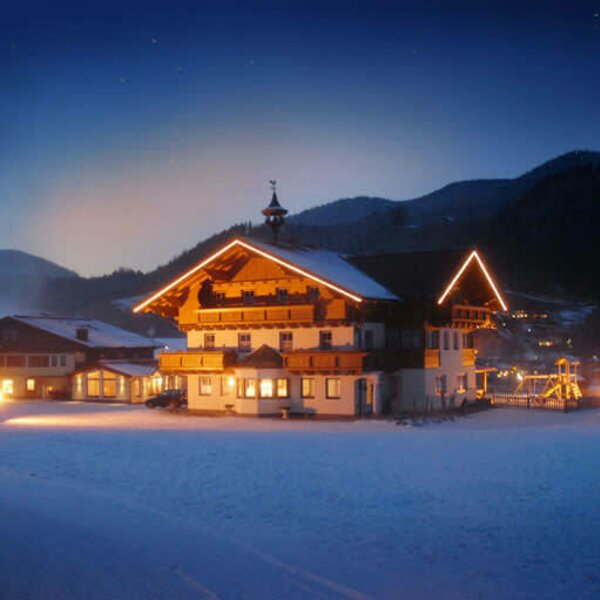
[261,179,288,244]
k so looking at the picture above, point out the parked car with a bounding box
[145,389,187,409]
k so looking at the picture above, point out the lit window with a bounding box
[259,379,273,398]
[204,333,215,349]
[87,371,101,397]
[301,378,315,398]
[222,375,236,395]
[244,379,256,398]
[151,376,163,394]
[456,374,468,392]
[279,332,293,352]
[134,379,141,398]
[325,378,341,399]
[238,333,251,352]
[102,371,117,398]
[276,378,289,398]
[319,330,332,350]
[26,378,35,392]
[199,376,212,396]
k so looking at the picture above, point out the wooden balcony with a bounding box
[282,350,368,373]
[451,304,494,329]
[195,304,315,326]
[462,348,476,367]
[159,350,236,372]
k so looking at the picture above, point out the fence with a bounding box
[491,393,577,412]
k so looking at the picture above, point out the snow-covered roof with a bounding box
[12,315,156,348]
[98,361,158,378]
[246,238,399,301]
[133,237,399,313]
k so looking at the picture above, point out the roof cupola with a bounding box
[261,179,288,244]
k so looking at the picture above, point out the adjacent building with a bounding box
[0,315,157,400]
[72,360,164,404]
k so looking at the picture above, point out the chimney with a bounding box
[76,327,89,342]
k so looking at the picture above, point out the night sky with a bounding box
[2,1,599,275]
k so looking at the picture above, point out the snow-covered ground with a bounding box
[2,401,600,599]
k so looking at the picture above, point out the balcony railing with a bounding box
[159,350,236,372]
[195,304,315,326]
[451,304,494,328]
[202,292,312,308]
[282,350,368,373]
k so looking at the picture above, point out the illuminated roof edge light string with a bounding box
[436,250,508,311]
[133,239,363,313]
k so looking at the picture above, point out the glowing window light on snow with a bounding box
[437,250,508,312]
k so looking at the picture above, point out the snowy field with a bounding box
[2,402,600,599]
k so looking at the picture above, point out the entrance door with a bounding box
[355,379,374,415]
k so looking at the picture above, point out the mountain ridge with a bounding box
[2,148,597,335]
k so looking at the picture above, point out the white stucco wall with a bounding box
[187,370,384,417]
[186,326,357,352]
[392,328,477,413]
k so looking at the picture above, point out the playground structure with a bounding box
[514,358,582,402]
[493,358,582,411]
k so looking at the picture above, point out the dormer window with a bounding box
[76,327,89,342]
